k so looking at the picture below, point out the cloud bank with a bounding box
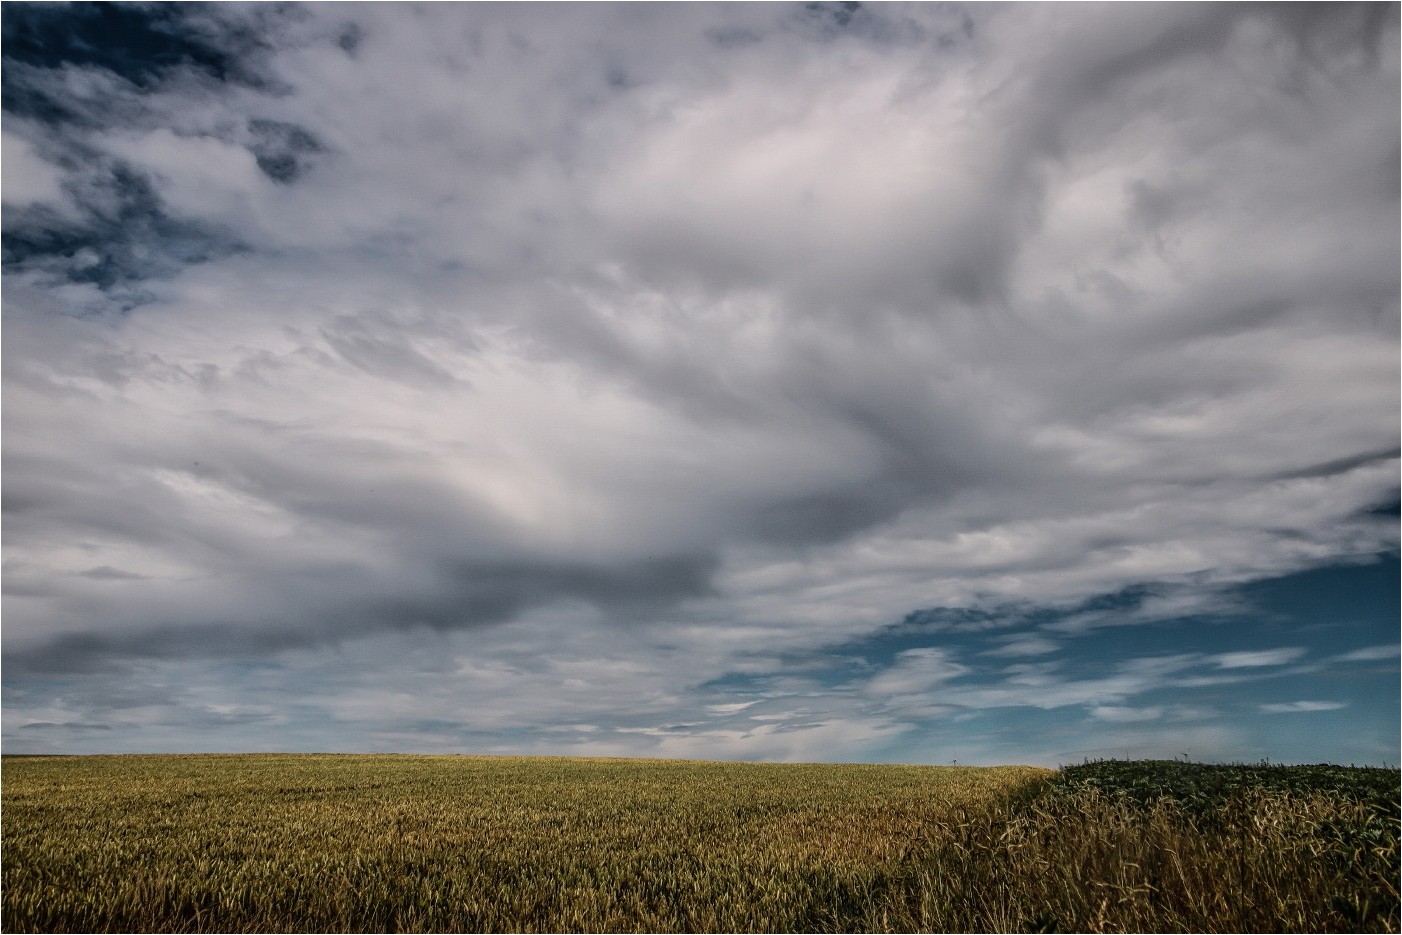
[3,2,1397,763]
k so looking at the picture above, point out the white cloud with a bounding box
[1090,706,1164,723]
[982,636,1062,658]
[1332,645,1399,664]
[1260,701,1350,714]
[1,129,67,207]
[866,649,970,698]
[1211,648,1307,669]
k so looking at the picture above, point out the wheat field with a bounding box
[3,754,1395,933]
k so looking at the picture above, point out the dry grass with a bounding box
[2,753,1396,933]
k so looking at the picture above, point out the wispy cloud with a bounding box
[1211,648,1308,669]
[1090,706,1164,724]
[1332,645,1399,664]
[1260,701,1350,714]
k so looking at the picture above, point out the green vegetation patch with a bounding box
[1051,759,1401,815]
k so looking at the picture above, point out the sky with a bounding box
[2,2,1398,767]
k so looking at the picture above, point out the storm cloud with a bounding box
[3,3,1397,763]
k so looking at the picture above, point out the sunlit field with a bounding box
[3,754,1396,933]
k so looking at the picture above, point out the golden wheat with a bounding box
[2,754,1395,933]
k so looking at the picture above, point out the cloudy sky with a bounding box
[3,2,1398,766]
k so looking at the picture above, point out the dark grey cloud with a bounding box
[0,4,317,292]
[3,156,243,290]
[247,118,324,185]
[1,2,248,116]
